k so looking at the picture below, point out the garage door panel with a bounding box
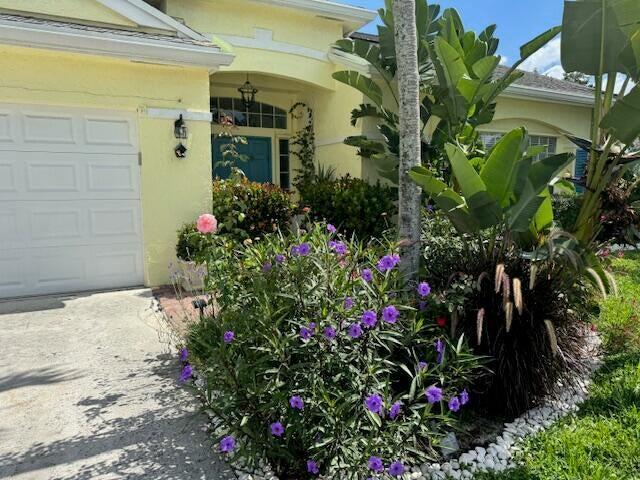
[0,104,143,299]
[0,152,140,201]
[23,113,76,145]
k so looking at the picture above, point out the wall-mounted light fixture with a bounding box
[174,114,188,139]
[238,74,258,109]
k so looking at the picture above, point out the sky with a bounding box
[338,0,566,77]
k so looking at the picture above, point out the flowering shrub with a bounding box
[184,224,481,478]
[211,174,296,243]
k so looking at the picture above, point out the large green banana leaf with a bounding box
[561,0,640,75]
[479,128,527,208]
[600,83,640,144]
[332,71,384,107]
[409,167,478,233]
[445,144,502,228]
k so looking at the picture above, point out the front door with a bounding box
[212,135,272,183]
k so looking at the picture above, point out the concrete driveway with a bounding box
[0,289,232,480]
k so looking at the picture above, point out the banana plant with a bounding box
[560,0,640,244]
[409,128,573,241]
[332,0,561,185]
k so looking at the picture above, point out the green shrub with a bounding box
[299,175,396,240]
[184,224,482,479]
[212,175,296,243]
[175,222,220,262]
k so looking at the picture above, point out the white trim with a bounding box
[144,107,213,122]
[97,0,210,41]
[502,83,594,107]
[0,17,234,69]
[216,28,327,61]
[249,0,377,33]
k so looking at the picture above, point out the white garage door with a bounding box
[0,104,144,299]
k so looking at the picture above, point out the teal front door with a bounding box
[212,135,272,183]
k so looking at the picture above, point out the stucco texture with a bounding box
[0,45,213,286]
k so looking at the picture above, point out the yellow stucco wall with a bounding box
[481,96,593,173]
[0,44,212,286]
[0,0,136,27]
[167,0,343,52]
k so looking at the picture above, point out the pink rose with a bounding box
[196,214,217,234]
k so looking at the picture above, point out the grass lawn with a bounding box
[477,252,640,480]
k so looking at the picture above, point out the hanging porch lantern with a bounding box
[238,74,258,109]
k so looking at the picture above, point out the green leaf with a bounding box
[409,166,478,233]
[520,25,561,61]
[600,83,640,144]
[445,143,502,228]
[433,36,469,89]
[335,38,394,83]
[561,0,640,75]
[533,190,554,232]
[480,128,527,207]
[332,70,384,107]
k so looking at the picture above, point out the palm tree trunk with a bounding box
[393,0,422,284]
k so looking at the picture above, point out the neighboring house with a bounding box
[0,0,593,299]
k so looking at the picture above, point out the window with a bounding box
[479,132,557,161]
[211,97,287,130]
[278,138,290,189]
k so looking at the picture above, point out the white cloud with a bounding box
[499,56,509,66]
[544,65,566,79]
[520,37,561,73]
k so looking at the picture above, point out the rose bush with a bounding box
[183,223,483,479]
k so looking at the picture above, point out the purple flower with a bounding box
[270,421,285,437]
[425,385,443,404]
[418,361,428,371]
[448,396,461,413]
[382,305,400,324]
[324,326,337,340]
[435,338,445,364]
[427,204,434,212]
[290,245,300,256]
[361,310,377,328]
[460,389,470,406]
[307,460,319,475]
[389,461,405,477]
[289,395,304,410]
[298,242,311,256]
[275,254,286,264]
[179,364,193,383]
[377,254,400,273]
[418,300,427,311]
[344,297,354,310]
[389,401,402,419]
[223,331,235,344]
[417,282,431,297]
[262,262,272,273]
[327,224,337,234]
[309,322,316,331]
[361,268,373,282]
[348,323,363,339]
[300,327,313,340]
[179,348,188,362]
[368,456,384,473]
[219,435,236,453]
[364,393,383,414]
[332,242,347,256]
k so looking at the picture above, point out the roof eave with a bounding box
[250,0,377,34]
[502,83,595,107]
[0,18,234,69]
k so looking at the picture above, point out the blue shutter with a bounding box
[575,149,589,193]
